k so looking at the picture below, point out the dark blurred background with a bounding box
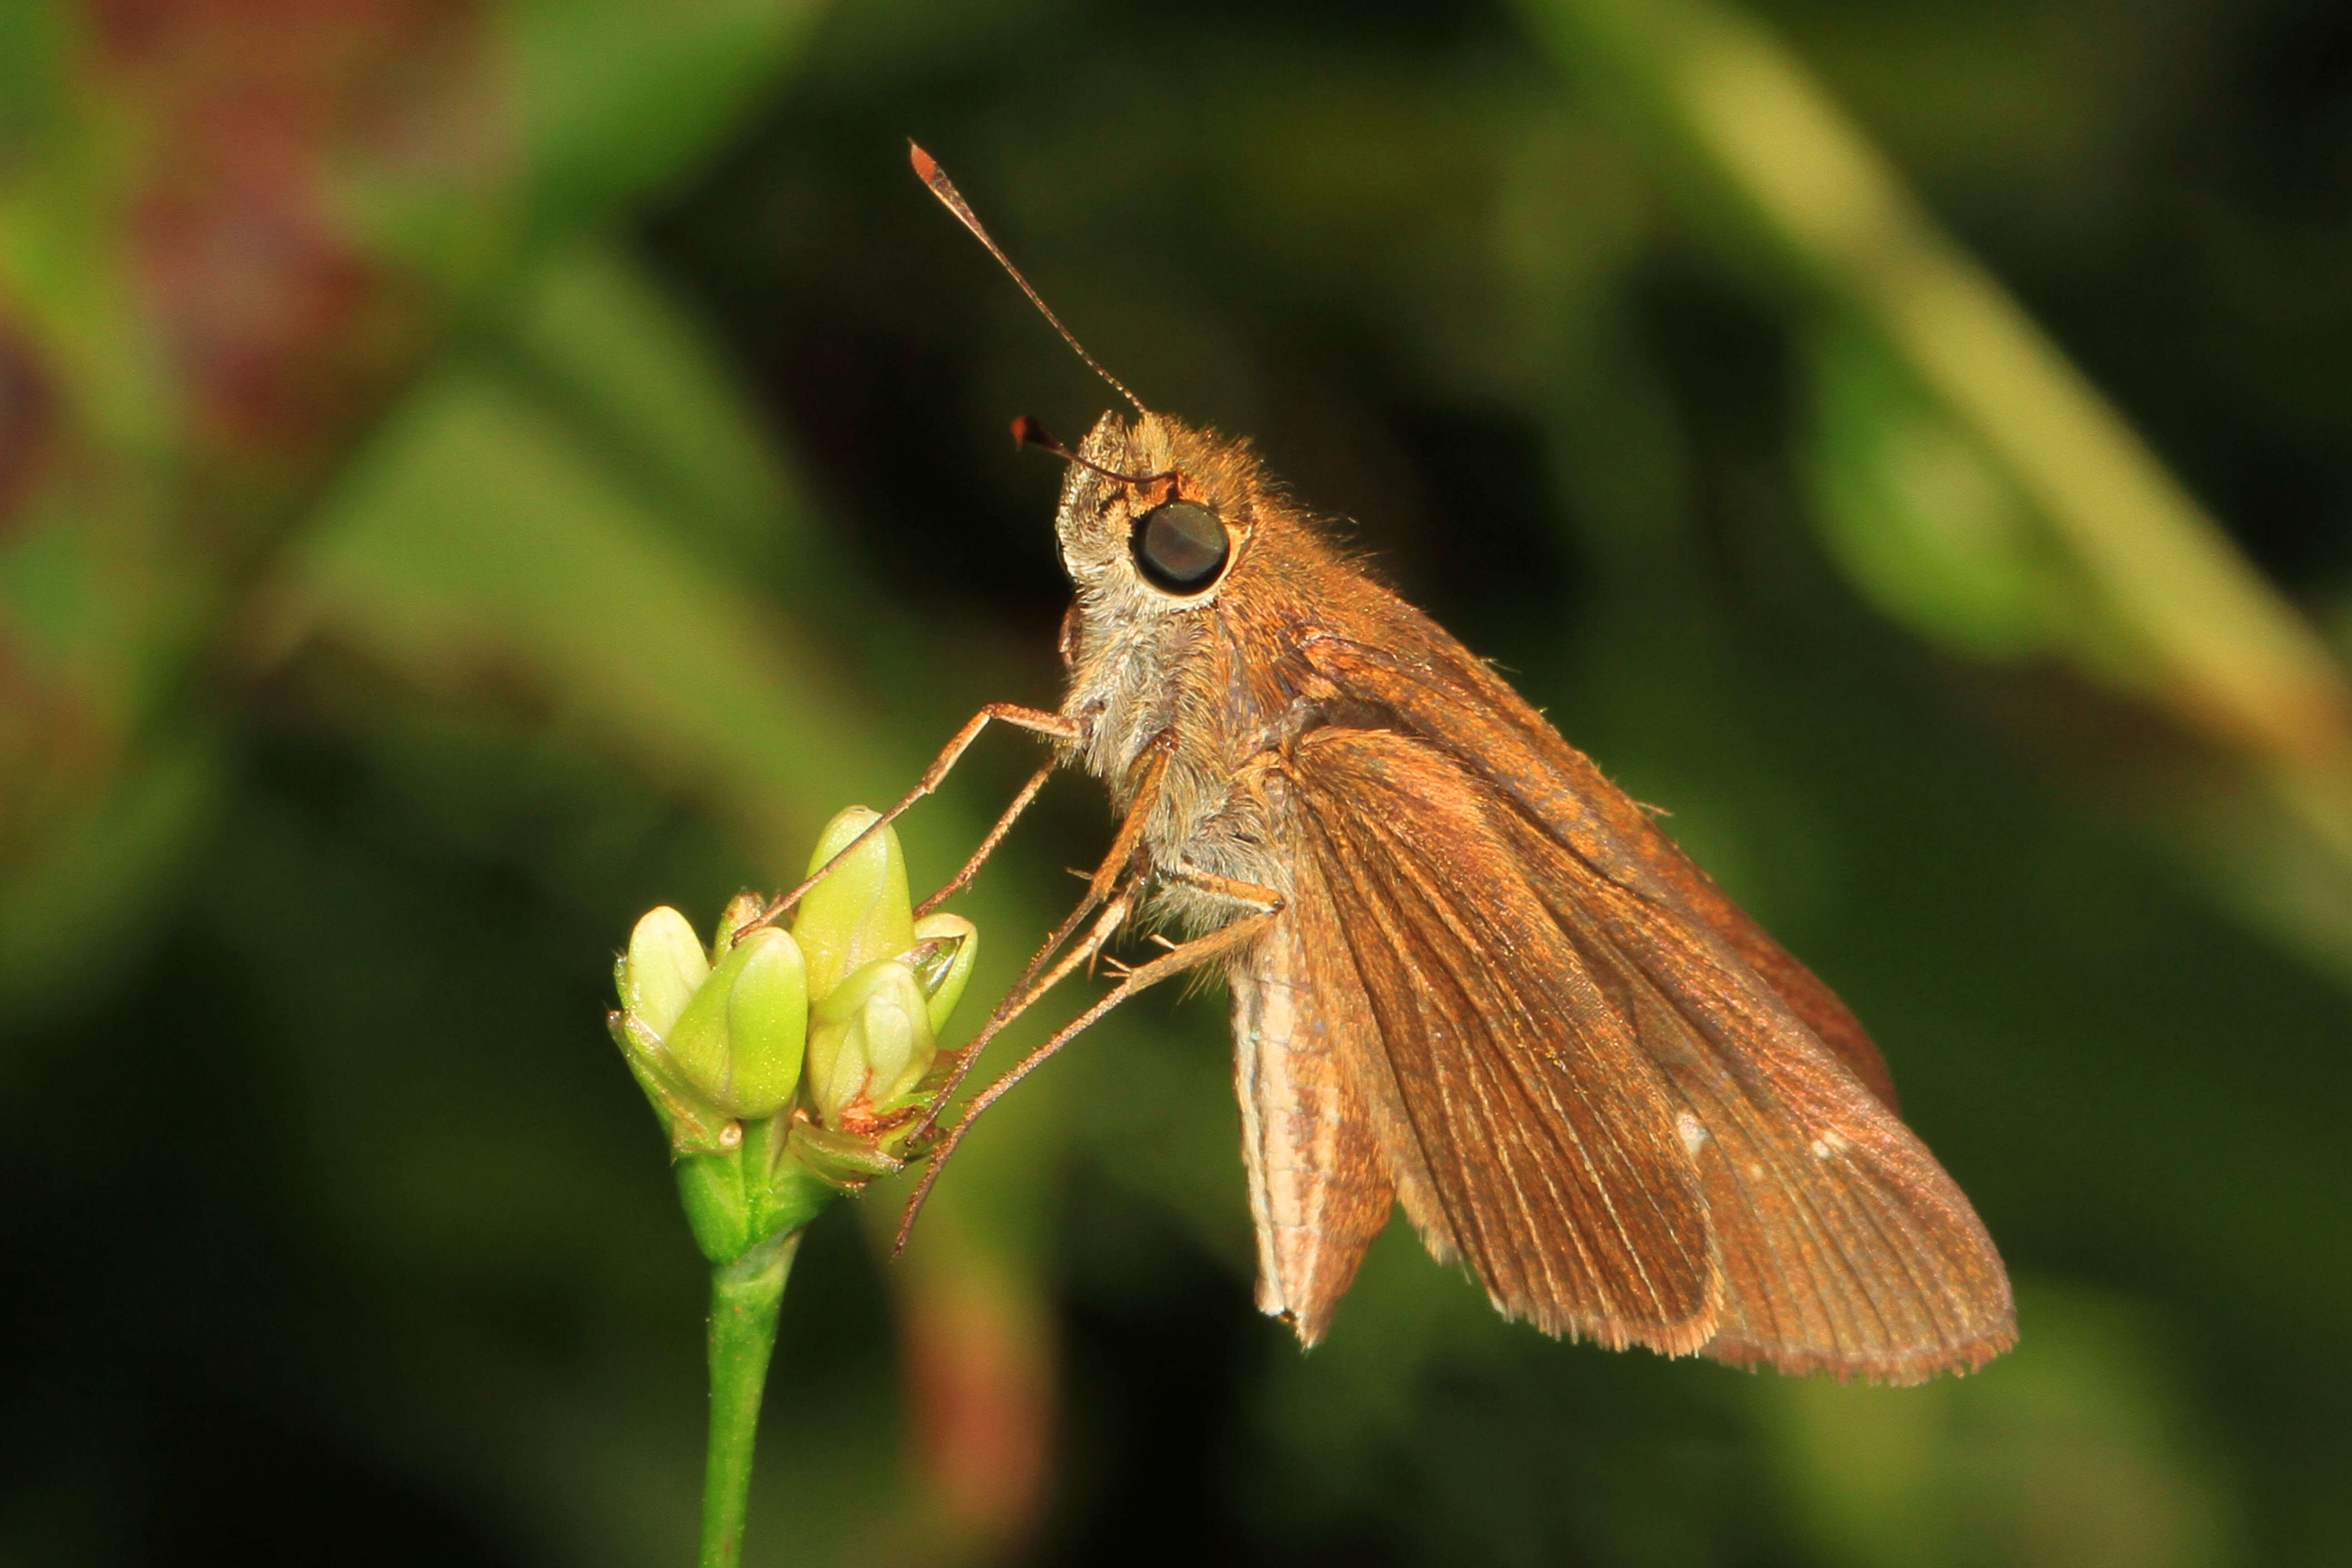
[6,0,2352,1563]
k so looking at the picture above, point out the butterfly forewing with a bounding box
[1274,609,2011,1380]
[1283,728,1721,1353]
[1492,804,2015,1380]
[1293,619,1902,1110]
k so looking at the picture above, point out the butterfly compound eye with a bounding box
[1131,500,1231,594]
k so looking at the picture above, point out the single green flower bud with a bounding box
[803,956,936,1126]
[725,930,812,1115]
[665,927,810,1119]
[906,912,979,1035]
[792,807,914,1000]
[619,906,709,1039]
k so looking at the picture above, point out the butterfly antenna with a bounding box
[909,142,1149,418]
[1009,414,1162,487]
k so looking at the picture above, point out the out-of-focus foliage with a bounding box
[5,1,2350,1566]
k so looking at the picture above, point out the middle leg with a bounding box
[896,866,1286,1250]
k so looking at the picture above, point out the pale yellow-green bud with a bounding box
[663,927,810,1119]
[804,956,936,1125]
[619,906,708,1039]
[792,807,915,1000]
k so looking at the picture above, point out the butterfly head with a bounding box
[1043,408,1312,794]
[1050,411,1265,615]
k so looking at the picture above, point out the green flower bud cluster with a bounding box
[608,808,978,1264]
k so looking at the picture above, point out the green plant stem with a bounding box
[1524,0,2352,792]
[701,1226,802,1568]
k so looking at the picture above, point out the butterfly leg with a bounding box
[893,736,1186,1230]
[896,867,1284,1251]
[921,890,1139,1133]
[1000,731,1175,991]
[754,703,1078,926]
[916,761,1056,917]
[913,735,1178,1127]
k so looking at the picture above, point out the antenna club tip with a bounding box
[908,144,1150,416]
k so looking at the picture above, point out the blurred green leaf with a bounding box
[1804,319,2089,664]
[0,0,831,1018]
[0,1,69,162]
[495,244,804,569]
[0,721,224,1021]
[1520,0,2352,990]
[511,0,829,246]
[281,354,862,871]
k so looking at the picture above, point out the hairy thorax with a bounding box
[1063,585,1294,940]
